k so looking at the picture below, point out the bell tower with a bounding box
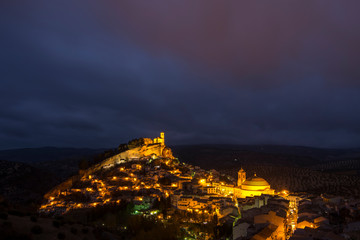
[238,168,246,186]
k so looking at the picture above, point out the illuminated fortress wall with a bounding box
[44,133,166,199]
[100,132,166,168]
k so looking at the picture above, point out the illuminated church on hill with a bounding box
[235,168,275,198]
[214,168,274,198]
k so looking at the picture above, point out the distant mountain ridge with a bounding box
[170,144,360,169]
[172,144,360,157]
[0,147,105,163]
[2,145,360,166]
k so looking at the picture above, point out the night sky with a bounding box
[1,1,360,150]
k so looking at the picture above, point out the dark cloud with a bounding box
[0,1,359,150]
[106,1,360,87]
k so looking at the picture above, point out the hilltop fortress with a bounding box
[88,132,172,172]
[44,132,172,198]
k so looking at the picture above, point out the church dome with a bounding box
[240,174,270,191]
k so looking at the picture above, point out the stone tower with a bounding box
[238,168,246,186]
[153,132,165,146]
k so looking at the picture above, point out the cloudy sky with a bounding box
[1,1,360,150]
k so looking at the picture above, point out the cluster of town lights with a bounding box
[39,155,305,240]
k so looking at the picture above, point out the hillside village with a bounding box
[31,133,360,240]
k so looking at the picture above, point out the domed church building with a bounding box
[236,168,275,198]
